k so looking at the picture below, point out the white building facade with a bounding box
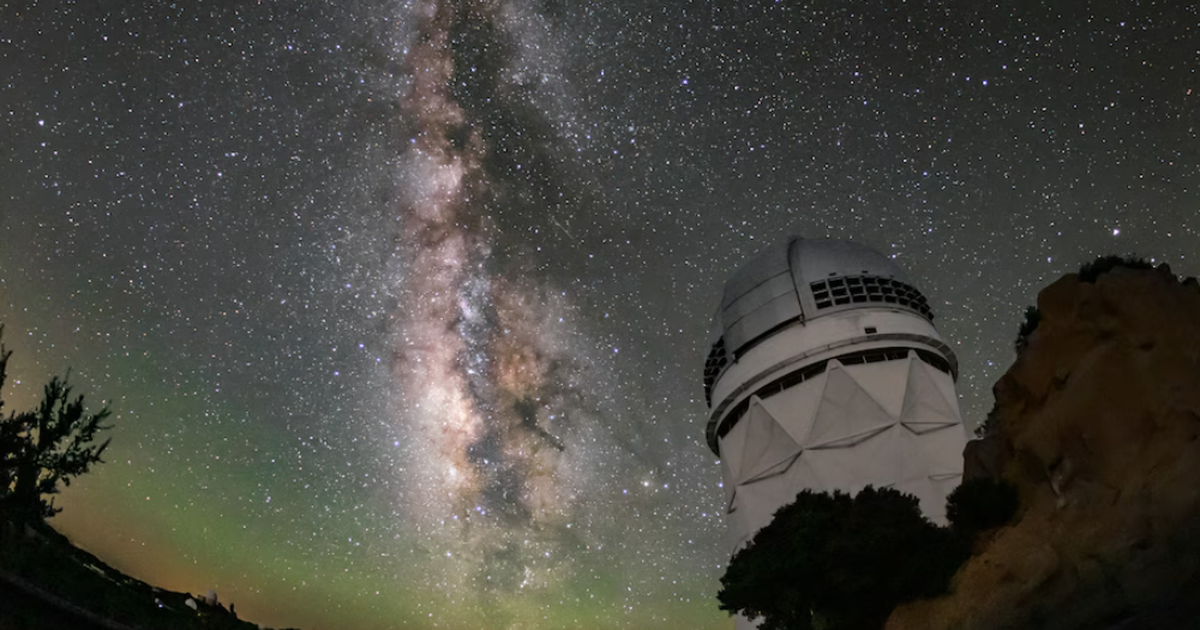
[704,237,966,624]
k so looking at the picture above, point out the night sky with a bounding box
[1,1,1196,629]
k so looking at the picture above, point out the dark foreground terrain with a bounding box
[0,520,281,630]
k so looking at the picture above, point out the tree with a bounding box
[945,477,1019,537]
[1077,255,1152,283]
[1014,305,1041,354]
[718,487,966,630]
[0,327,112,522]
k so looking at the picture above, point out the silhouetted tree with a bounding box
[975,405,1000,439]
[945,477,1019,537]
[1015,305,1041,354]
[1077,255,1152,283]
[0,327,111,522]
[718,487,965,630]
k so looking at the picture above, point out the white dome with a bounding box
[716,237,932,357]
[701,237,968,581]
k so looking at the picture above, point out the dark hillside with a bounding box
[0,520,278,630]
[889,264,1200,630]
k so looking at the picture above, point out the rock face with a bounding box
[887,265,1200,630]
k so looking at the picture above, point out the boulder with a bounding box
[888,266,1200,630]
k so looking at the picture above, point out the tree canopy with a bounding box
[1015,305,1041,354]
[0,328,112,522]
[718,486,966,630]
[718,480,1020,630]
[1077,255,1153,283]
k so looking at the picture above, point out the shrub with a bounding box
[1015,305,1041,354]
[1077,255,1152,283]
[974,406,1000,439]
[946,477,1019,537]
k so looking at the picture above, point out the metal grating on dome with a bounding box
[809,275,934,321]
[703,337,729,406]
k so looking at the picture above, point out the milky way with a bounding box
[1,1,1196,629]
[390,0,594,598]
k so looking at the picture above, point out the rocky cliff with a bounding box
[887,264,1200,630]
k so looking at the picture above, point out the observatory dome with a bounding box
[704,236,958,455]
[715,236,933,359]
[702,236,967,577]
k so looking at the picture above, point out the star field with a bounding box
[1,1,1197,629]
